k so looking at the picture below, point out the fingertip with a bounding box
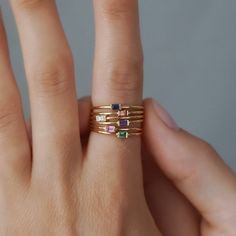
[143,98,195,180]
[143,98,179,147]
[151,99,179,129]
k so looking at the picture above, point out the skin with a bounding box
[0,0,236,235]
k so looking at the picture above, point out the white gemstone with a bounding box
[96,115,106,122]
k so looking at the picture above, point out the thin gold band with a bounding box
[93,105,143,110]
[92,111,144,115]
[91,126,142,131]
[90,104,144,139]
[92,116,144,121]
[91,120,143,125]
[91,130,142,138]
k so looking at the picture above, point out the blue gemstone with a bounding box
[112,104,121,110]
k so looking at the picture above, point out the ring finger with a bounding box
[86,0,148,216]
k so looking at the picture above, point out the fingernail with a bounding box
[152,99,179,130]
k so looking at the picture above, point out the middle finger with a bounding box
[10,0,82,177]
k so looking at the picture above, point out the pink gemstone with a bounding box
[105,126,116,133]
[118,110,129,116]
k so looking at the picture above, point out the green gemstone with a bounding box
[117,131,129,139]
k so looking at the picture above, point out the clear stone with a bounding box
[96,115,106,122]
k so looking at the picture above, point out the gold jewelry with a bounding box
[93,104,144,110]
[90,103,144,139]
[93,115,144,122]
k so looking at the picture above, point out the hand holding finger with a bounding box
[0,1,161,234]
[144,98,236,235]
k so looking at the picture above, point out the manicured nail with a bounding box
[152,99,179,130]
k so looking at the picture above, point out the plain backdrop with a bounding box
[1,0,236,170]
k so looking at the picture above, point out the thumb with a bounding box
[144,98,236,227]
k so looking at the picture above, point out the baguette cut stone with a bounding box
[96,115,106,122]
[105,125,116,133]
[111,104,122,110]
[117,131,129,139]
[119,119,129,127]
[118,110,129,116]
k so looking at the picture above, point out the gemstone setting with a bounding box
[117,131,129,139]
[96,115,107,122]
[111,104,122,110]
[118,119,130,127]
[118,110,129,117]
[104,125,116,133]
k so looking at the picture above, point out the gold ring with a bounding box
[90,103,144,139]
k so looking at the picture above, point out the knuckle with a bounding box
[105,59,143,99]
[34,70,71,97]
[14,0,48,9]
[0,101,20,131]
[0,152,29,180]
[30,54,74,97]
[88,179,130,219]
[108,187,128,209]
[100,186,130,219]
[101,0,133,19]
[197,139,216,157]
[54,132,79,158]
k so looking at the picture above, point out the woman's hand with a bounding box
[79,97,236,236]
[0,0,159,235]
[1,0,235,235]
[143,99,236,236]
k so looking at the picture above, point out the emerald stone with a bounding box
[117,131,129,139]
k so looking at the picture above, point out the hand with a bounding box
[0,0,159,235]
[143,98,236,236]
[78,97,236,236]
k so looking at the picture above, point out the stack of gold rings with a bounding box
[90,104,144,139]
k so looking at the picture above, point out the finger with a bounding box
[10,1,81,176]
[92,0,143,104]
[143,152,200,236]
[0,11,30,182]
[26,96,91,143]
[144,98,236,230]
[76,95,200,235]
[89,0,143,194]
[78,96,91,136]
[86,1,156,229]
